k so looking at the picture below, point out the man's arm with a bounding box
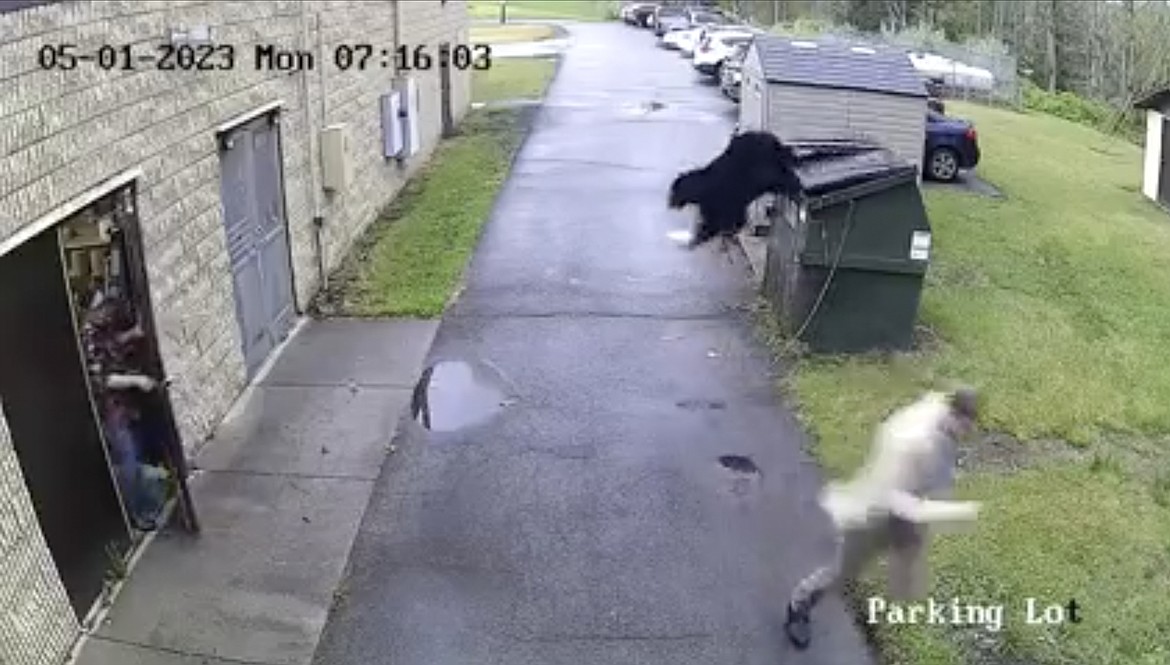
[105,373,158,392]
[886,489,980,526]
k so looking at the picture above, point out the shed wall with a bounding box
[766,83,926,175]
[1143,109,1164,202]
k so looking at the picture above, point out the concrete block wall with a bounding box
[309,0,472,271]
[0,2,470,663]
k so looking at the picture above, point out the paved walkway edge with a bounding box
[68,316,439,665]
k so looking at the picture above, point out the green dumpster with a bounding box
[762,139,932,354]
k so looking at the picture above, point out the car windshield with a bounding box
[722,36,752,46]
[658,8,686,17]
[693,12,725,23]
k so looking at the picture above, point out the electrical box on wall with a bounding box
[320,123,352,192]
[381,91,405,159]
[395,76,421,159]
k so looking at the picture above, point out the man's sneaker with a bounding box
[784,602,812,650]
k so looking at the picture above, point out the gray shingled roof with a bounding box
[752,35,928,98]
[1134,87,1170,111]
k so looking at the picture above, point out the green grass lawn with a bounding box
[472,57,557,103]
[468,0,618,22]
[311,110,525,318]
[470,23,559,44]
[776,101,1170,664]
[312,61,556,318]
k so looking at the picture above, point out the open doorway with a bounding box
[0,180,199,620]
[1160,117,1169,208]
[0,226,131,618]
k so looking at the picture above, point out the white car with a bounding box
[693,29,755,78]
[682,24,740,57]
[908,52,996,92]
[671,26,705,55]
[661,26,693,50]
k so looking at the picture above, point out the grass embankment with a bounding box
[776,100,1170,664]
[470,23,559,44]
[472,57,557,104]
[468,0,617,22]
[312,62,556,318]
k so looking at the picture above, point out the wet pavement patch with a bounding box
[411,360,512,433]
[621,100,667,116]
[677,398,727,411]
[718,455,759,475]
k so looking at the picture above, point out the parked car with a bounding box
[662,7,726,46]
[688,8,730,27]
[674,26,704,55]
[662,25,693,50]
[653,5,690,37]
[922,76,947,113]
[924,109,980,182]
[675,28,701,55]
[693,29,754,78]
[624,2,659,28]
[720,42,750,101]
[680,23,747,57]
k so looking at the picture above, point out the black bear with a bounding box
[668,130,804,251]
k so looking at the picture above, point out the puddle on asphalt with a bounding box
[718,455,760,475]
[717,454,762,499]
[410,360,513,432]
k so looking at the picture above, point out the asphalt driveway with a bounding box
[312,21,875,665]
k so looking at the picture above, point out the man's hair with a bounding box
[948,387,979,421]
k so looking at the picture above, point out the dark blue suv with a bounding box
[924,109,980,182]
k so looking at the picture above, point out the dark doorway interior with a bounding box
[0,227,132,618]
[1159,117,1169,207]
[0,182,201,620]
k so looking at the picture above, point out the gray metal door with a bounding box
[218,114,296,379]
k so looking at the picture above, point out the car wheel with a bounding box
[928,147,960,182]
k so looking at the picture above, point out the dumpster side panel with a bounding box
[826,184,931,274]
[802,269,925,353]
[787,184,931,353]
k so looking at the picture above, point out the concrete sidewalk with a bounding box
[73,318,438,665]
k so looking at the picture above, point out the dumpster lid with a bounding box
[787,138,918,200]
